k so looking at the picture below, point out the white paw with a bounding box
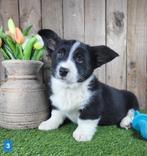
[38,120,58,131]
[120,116,132,130]
[73,127,93,142]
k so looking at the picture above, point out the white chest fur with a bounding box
[50,76,93,122]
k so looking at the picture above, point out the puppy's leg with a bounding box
[73,118,100,142]
[120,109,135,129]
[39,109,65,131]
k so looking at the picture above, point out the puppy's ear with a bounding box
[91,45,119,68]
[38,29,61,53]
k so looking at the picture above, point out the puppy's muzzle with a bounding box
[59,67,69,77]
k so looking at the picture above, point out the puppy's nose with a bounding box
[59,67,69,77]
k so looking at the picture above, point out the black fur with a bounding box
[39,29,139,126]
[80,76,139,125]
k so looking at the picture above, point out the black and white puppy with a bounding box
[38,29,139,142]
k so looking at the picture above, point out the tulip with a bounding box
[15,27,25,44]
[8,18,16,35]
[34,35,44,49]
[5,30,15,40]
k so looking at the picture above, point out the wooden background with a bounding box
[0,0,147,109]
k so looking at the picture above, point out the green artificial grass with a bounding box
[0,122,147,156]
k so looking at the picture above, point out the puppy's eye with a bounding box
[75,54,84,63]
[57,48,66,58]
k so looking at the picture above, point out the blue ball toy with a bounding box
[132,111,147,140]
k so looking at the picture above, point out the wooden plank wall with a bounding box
[85,0,106,83]
[127,0,147,108]
[0,0,146,109]
[106,0,127,89]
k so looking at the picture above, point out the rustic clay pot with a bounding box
[0,60,49,129]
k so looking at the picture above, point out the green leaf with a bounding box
[3,45,15,59]
[0,28,7,40]
[6,37,16,51]
[23,25,32,36]
[23,36,37,60]
[0,48,10,60]
[16,43,23,59]
[31,48,44,61]
[31,49,39,60]
[5,37,17,57]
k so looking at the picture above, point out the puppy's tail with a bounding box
[126,91,139,110]
[119,91,139,129]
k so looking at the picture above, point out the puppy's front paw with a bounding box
[38,120,58,131]
[73,127,93,142]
